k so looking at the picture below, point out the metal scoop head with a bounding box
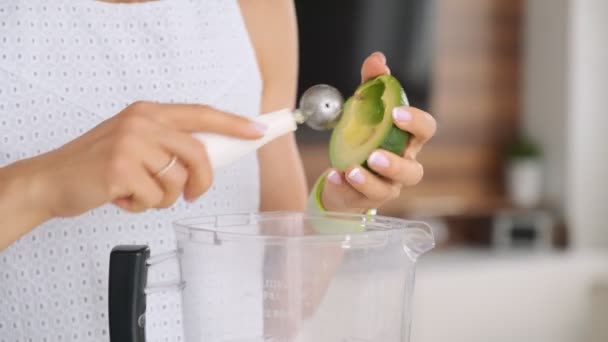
[294,84,344,131]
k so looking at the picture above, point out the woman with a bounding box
[0,0,437,340]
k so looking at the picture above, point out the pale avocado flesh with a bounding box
[329,75,410,171]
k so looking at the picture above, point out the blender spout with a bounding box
[401,222,435,260]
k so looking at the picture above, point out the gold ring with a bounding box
[155,156,177,177]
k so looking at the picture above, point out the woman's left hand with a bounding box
[321,52,437,213]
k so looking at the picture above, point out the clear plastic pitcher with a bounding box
[108,211,434,342]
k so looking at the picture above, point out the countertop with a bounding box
[410,247,608,342]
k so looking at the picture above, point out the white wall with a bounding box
[522,0,570,211]
[566,0,608,248]
[523,0,608,248]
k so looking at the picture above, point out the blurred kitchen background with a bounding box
[294,0,608,341]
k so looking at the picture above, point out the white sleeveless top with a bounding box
[0,1,263,341]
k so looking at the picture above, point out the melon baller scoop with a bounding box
[192,84,344,170]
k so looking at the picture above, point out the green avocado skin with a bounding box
[330,74,410,173]
[365,124,409,169]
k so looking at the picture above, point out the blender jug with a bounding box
[108,211,434,342]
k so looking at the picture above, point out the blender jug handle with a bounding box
[109,245,150,342]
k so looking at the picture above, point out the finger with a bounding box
[155,161,188,208]
[344,166,401,203]
[321,169,373,212]
[392,106,437,158]
[366,150,424,186]
[116,167,164,213]
[143,151,189,208]
[157,130,213,201]
[112,197,131,211]
[151,103,267,139]
[361,52,391,83]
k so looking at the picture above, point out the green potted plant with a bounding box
[505,136,543,208]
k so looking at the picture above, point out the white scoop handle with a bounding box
[192,108,297,171]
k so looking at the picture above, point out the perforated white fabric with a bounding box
[0,1,262,341]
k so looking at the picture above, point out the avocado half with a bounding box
[329,74,410,171]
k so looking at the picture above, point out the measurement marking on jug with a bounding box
[263,336,290,342]
[262,291,278,301]
[263,279,285,303]
[264,279,283,289]
[263,309,290,319]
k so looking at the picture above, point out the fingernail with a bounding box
[327,170,342,185]
[348,168,365,184]
[392,107,412,122]
[184,192,194,202]
[371,51,387,64]
[250,122,268,135]
[368,151,390,169]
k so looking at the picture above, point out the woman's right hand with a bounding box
[28,101,265,218]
